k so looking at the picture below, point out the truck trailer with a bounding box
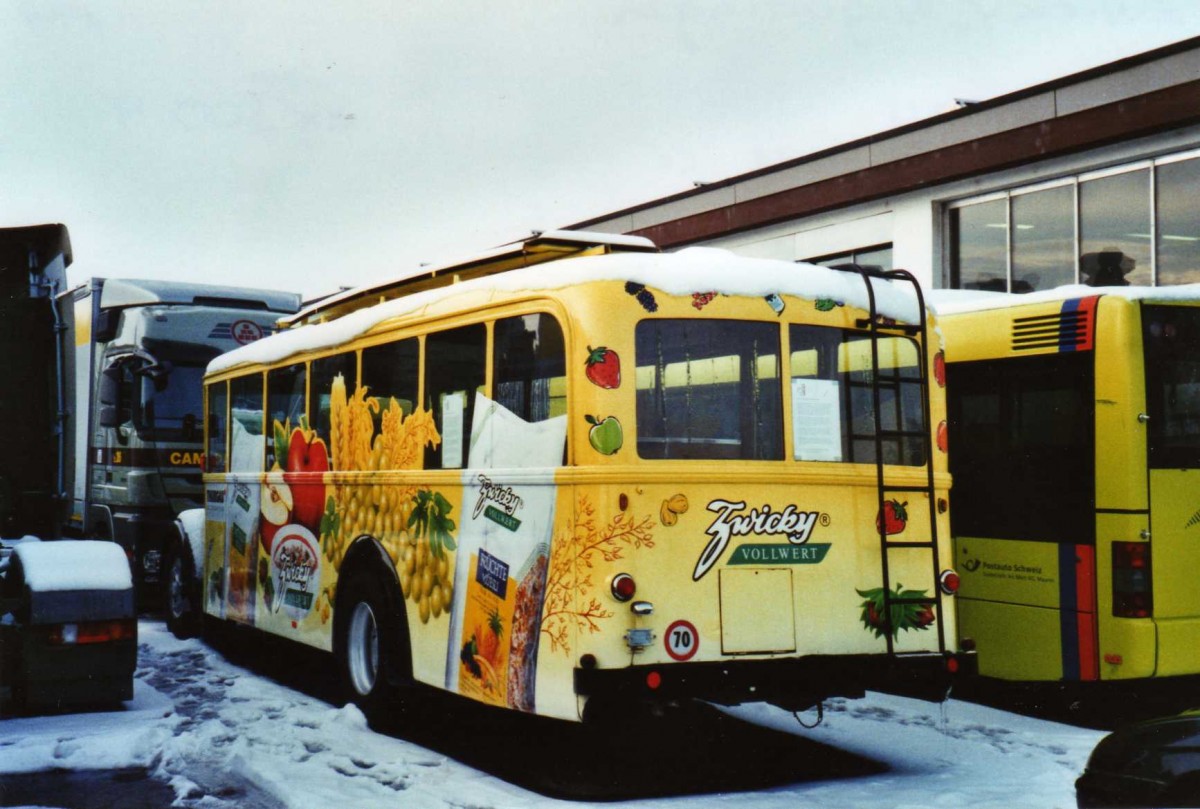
[0,223,302,602]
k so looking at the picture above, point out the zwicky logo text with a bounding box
[693,499,820,581]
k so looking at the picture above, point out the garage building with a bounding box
[571,36,1200,292]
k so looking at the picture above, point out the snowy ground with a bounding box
[0,621,1105,809]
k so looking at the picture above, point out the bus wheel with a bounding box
[336,574,401,718]
[164,539,200,639]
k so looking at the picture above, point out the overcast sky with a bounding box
[4,1,1199,300]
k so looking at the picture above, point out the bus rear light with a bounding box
[938,569,960,595]
[646,671,662,690]
[1113,541,1153,618]
[611,573,636,602]
[48,619,136,646]
[946,656,960,674]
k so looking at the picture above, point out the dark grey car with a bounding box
[1077,711,1200,808]
[0,540,137,713]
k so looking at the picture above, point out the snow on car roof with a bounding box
[14,540,132,592]
[210,247,923,375]
[929,283,1200,316]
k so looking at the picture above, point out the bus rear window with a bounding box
[1144,305,1200,468]
[789,327,926,466]
[947,353,1094,543]
[636,320,783,460]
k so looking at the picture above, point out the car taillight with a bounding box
[48,619,136,645]
[611,573,636,602]
[1112,541,1152,618]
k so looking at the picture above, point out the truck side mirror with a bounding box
[99,365,120,407]
[99,405,120,428]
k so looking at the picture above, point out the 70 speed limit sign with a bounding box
[664,620,699,661]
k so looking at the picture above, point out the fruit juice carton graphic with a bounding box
[227,417,264,624]
[446,393,565,711]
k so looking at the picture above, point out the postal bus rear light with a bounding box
[611,572,636,602]
[1112,541,1153,618]
[938,569,960,595]
[48,619,136,646]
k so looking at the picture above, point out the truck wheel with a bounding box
[165,540,200,639]
[335,572,403,719]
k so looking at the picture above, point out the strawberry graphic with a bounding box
[877,500,908,536]
[915,606,936,628]
[585,346,621,389]
[856,583,935,638]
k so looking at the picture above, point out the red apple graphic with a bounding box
[585,346,621,389]
[259,480,293,554]
[283,427,329,532]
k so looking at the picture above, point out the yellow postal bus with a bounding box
[939,286,1200,684]
[175,231,966,723]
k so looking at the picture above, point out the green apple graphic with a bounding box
[585,414,623,455]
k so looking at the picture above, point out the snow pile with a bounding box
[0,620,1106,809]
[725,696,1104,809]
[178,507,206,571]
[211,247,923,375]
[13,540,132,592]
[0,681,177,774]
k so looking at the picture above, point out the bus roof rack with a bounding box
[283,229,658,328]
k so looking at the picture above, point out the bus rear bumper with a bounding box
[575,652,976,717]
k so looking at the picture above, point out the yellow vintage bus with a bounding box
[178,231,966,723]
[938,286,1200,684]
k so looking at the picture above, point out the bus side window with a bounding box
[311,352,357,457]
[267,363,306,470]
[206,381,228,473]
[229,374,265,473]
[493,314,566,423]
[361,338,419,440]
[424,324,487,469]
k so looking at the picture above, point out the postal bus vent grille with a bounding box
[1011,310,1091,351]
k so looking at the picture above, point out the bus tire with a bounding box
[335,571,403,719]
[164,535,200,639]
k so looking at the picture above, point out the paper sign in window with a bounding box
[441,391,466,469]
[791,378,842,462]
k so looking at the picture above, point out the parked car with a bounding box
[0,539,137,713]
[1077,711,1200,808]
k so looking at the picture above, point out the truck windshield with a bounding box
[1144,305,1200,468]
[139,363,205,443]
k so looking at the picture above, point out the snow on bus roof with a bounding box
[209,247,923,375]
[929,283,1200,316]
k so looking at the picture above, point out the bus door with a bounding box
[948,347,1097,681]
[1141,304,1200,677]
